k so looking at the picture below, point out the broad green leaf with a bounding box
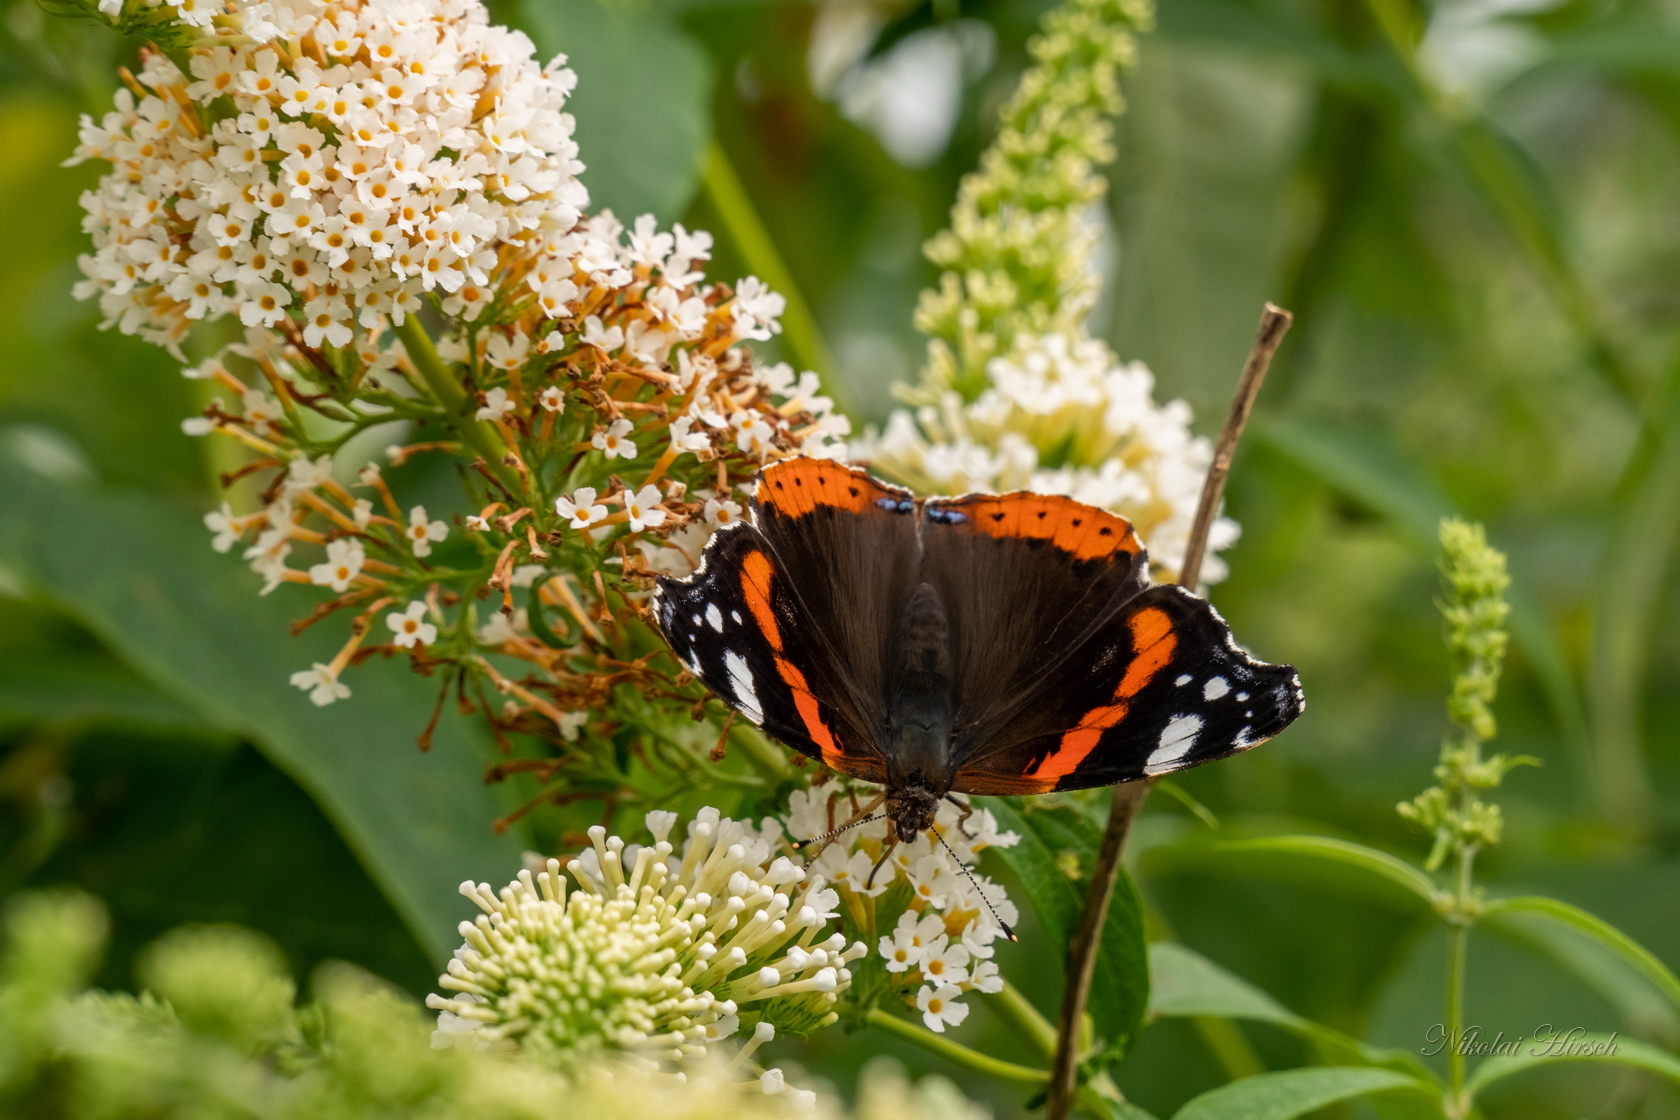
[1484,905,1680,1046]
[0,654,210,732]
[1214,836,1440,909]
[986,798,1150,1060]
[1170,1067,1432,1120]
[0,460,525,964]
[1150,942,1436,1082]
[1481,897,1680,1016]
[1249,415,1592,806]
[514,0,711,224]
[1465,1033,1680,1098]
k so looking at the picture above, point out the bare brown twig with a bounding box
[1044,304,1293,1120]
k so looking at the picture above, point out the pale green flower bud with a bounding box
[428,809,866,1062]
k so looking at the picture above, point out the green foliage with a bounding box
[988,799,1149,1062]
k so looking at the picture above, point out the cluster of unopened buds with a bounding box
[429,807,867,1080]
[783,787,1019,1033]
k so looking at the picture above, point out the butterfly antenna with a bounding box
[933,828,1017,942]
[789,813,883,852]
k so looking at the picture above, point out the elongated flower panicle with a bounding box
[428,809,867,1059]
[63,0,849,807]
[861,0,1234,583]
[783,788,1018,1033]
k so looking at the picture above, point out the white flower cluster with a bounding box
[428,808,868,1061]
[861,332,1238,584]
[783,789,1018,1034]
[67,0,589,355]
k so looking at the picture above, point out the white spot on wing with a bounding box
[731,610,743,624]
[1236,692,1249,702]
[1203,677,1230,701]
[724,651,763,725]
[706,603,723,632]
[1174,674,1192,687]
[1145,714,1203,775]
[691,613,702,625]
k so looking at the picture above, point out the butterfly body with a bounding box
[654,458,1304,843]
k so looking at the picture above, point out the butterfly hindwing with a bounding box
[653,517,887,783]
[951,584,1305,794]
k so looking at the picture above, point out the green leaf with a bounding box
[1481,897,1680,1016]
[1214,836,1440,909]
[513,0,711,224]
[0,654,210,732]
[0,460,525,964]
[985,798,1150,1060]
[1465,1033,1680,1099]
[1170,1067,1432,1120]
[1149,942,1436,1082]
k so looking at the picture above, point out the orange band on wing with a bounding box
[739,547,843,765]
[740,550,783,652]
[930,493,1140,562]
[756,458,886,519]
[1026,606,1179,784]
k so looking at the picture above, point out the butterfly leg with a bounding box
[797,793,885,863]
[945,795,976,840]
[865,838,899,891]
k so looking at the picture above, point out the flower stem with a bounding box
[393,316,519,492]
[993,981,1059,1061]
[1444,840,1477,1118]
[864,1008,1050,1088]
[700,140,856,419]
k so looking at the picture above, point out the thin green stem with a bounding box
[864,1008,1050,1088]
[1444,839,1477,1119]
[992,981,1059,1061]
[393,315,519,492]
[700,140,857,419]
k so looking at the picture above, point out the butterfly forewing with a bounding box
[950,585,1305,794]
[653,520,886,782]
[918,491,1152,760]
[748,458,923,738]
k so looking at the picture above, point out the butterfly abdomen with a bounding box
[885,582,956,791]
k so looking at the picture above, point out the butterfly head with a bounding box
[885,782,941,843]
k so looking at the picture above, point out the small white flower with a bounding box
[539,386,565,413]
[735,415,775,458]
[920,937,970,986]
[916,983,969,1033]
[357,462,381,486]
[669,415,711,454]
[703,497,742,528]
[966,958,1004,994]
[555,487,609,529]
[592,418,637,461]
[623,485,666,533]
[484,331,530,371]
[465,514,490,531]
[475,387,516,422]
[308,538,365,592]
[203,502,242,553]
[352,499,373,529]
[580,314,624,353]
[290,662,350,707]
[557,711,588,741]
[405,505,448,557]
[387,601,437,648]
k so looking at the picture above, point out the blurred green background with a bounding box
[1,0,1678,1116]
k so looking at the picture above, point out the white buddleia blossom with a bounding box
[61,0,848,710]
[857,334,1239,584]
[859,0,1232,583]
[783,787,1017,1034]
[427,808,867,1060]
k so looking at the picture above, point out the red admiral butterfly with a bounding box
[655,458,1304,845]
